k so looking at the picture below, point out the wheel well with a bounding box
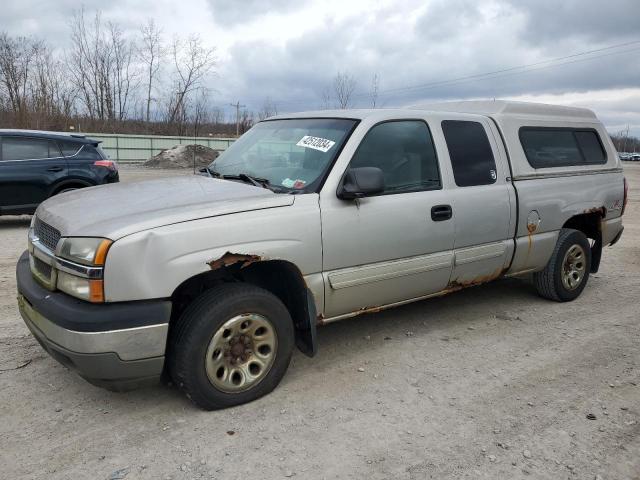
[51,180,92,195]
[562,210,604,240]
[562,209,605,273]
[170,258,317,357]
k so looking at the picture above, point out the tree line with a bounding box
[0,9,236,136]
[610,132,640,153]
[0,7,382,138]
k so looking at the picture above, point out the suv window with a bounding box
[442,120,497,187]
[59,141,82,157]
[2,137,61,160]
[519,128,607,168]
[79,145,103,160]
[349,120,440,194]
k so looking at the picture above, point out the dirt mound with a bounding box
[143,144,219,169]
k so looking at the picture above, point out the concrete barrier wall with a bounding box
[84,133,236,163]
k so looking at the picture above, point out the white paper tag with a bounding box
[296,135,335,153]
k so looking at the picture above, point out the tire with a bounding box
[533,228,591,302]
[169,283,294,410]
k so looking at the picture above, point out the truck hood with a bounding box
[35,175,295,239]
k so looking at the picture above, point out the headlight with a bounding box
[54,237,112,303]
[57,270,104,303]
[57,237,112,266]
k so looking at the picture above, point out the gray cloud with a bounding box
[505,0,640,45]
[218,0,640,121]
[207,0,302,25]
[1,0,638,133]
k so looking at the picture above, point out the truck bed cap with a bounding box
[408,100,597,121]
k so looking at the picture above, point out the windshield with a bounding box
[210,118,357,192]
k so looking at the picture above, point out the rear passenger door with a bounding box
[0,136,68,213]
[440,119,515,285]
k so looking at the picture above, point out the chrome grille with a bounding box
[33,217,61,252]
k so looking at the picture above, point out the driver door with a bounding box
[320,120,456,318]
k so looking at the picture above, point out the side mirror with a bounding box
[337,167,385,200]
[198,167,210,177]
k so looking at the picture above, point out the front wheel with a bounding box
[169,283,294,410]
[533,228,591,302]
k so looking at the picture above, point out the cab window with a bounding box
[349,120,441,194]
[442,120,497,187]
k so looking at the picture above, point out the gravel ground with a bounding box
[0,164,638,480]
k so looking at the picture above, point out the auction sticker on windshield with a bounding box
[296,135,336,153]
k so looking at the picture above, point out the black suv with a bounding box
[0,130,119,215]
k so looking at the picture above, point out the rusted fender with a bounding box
[207,252,262,270]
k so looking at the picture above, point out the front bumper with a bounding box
[16,251,171,390]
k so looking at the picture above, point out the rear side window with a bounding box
[442,120,497,187]
[80,145,103,160]
[349,120,441,194]
[1,137,60,160]
[59,141,82,157]
[519,128,607,168]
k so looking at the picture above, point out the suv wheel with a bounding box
[533,228,591,302]
[169,283,294,410]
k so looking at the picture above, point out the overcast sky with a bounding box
[4,0,640,135]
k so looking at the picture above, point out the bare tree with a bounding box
[109,22,137,121]
[333,71,356,109]
[30,41,76,127]
[0,33,38,126]
[190,89,211,137]
[369,72,380,108]
[67,8,138,123]
[258,97,278,120]
[167,35,216,125]
[320,86,332,110]
[239,109,254,134]
[139,19,163,122]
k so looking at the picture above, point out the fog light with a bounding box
[57,271,104,303]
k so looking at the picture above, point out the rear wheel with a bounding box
[533,228,591,302]
[169,283,294,410]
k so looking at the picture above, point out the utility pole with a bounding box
[229,101,246,137]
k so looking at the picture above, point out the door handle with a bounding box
[47,166,64,172]
[431,204,452,221]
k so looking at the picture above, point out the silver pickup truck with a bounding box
[16,101,627,409]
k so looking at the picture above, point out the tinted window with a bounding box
[575,131,606,164]
[349,120,440,194]
[520,128,607,168]
[1,137,59,160]
[442,120,497,187]
[80,145,103,160]
[60,141,82,156]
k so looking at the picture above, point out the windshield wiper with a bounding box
[236,173,271,189]
[212,170,272,190]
